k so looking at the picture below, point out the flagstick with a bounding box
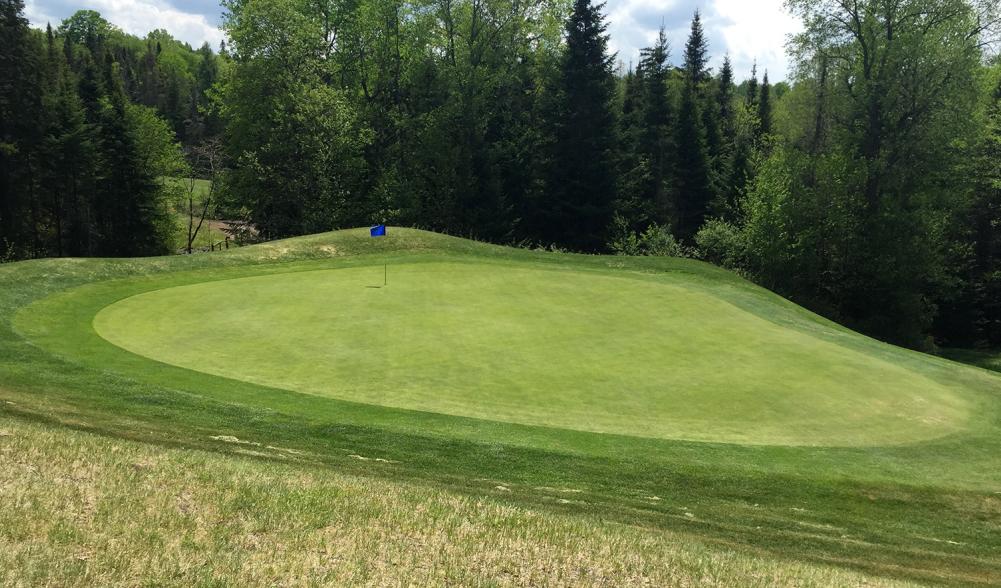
[384,264,387,287]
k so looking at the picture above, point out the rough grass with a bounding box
[0,415,914,587]
[1,228,1000,585]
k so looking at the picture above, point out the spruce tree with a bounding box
[0,0,35,253]
[710,54,738,217]
[615,63,646,226]
[757,70,773,138]
[543,0,618,251]
[637,27,674,226]
[745,62,759,109]
[683,10,709,86]
[716,55,735,137]
[92,52,167,256]
[42,33,98,256]
[674,12,713,241]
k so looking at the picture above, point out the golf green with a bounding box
[93,261,969,446]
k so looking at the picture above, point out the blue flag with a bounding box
[370,224,386,237]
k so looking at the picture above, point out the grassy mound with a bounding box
[2,228,1000,585]
[92,261,965,445]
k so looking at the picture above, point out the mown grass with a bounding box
[1,228,1000,585]
[943,348,1001,374]
[92,260,967,445]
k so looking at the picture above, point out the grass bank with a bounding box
[1,228,999,585]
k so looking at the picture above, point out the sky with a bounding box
[23,0,802,81]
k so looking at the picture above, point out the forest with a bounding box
[1,0,999,349]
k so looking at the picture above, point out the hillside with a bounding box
[2,228,1001,585]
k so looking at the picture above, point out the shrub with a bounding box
[695,219,747,269]
[608,215,687,257]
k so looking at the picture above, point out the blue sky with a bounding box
[24,0,801,80]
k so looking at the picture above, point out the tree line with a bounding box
[1,0,999,349]
[0,2,222,257]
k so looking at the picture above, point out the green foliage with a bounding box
[694,217,745,269]
[538,0,618,251]
[769,0,995,345]
[756,71,772,138]
[56,10,118,45]
[0,4,189,260]
[672,12,715,242]
[937,64,1001,346]
[2,0,1001,348]
[608,214,686,257]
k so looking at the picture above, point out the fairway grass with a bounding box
[2,228,1001,585]
[93,262,968,445]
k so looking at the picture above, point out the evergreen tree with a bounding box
[89,53,173,256]
[0,0,26,250]
[45,78,97,256]
[542,0,618,251]
[716,55,735,138]
[682,10,709,85]
[745,62,759,109]
[636,27,674,226]
[709,54,738,217]
[757,70,772,138]
[615,63,646,227]
[0,0,43,256]
[674,12,713,241]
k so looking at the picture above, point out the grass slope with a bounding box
[2,228,1000,585]
[943,348,1001,375]
[0,416,910,587]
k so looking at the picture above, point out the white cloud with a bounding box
[605,0,801,81]
[23,0,58,28]
[24,0,799,80]
[25,0,224,49]
[710,0,801,81]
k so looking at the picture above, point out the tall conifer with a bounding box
[675,12,712,241]
[543,0,618,251]
[757,70,773,138]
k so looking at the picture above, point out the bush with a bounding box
[695,219,747,269]
[608,215,687,257]
[638,224,686,257]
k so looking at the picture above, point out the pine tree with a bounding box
[543,0,618,251]
[0,0,32,252]
[745,62,759,109]
[674,12,713,241]
[709,54,738,217]
[757,70,773,138]
[41,32,98,256]
[716,55,735,137]
[682,10,709,86]
[637,27,674,226]
[91,52,168,256]
[615,63,646,226]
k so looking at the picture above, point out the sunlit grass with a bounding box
[0,416,913,587]
[2,228,1000,585]
[93,260,968,445]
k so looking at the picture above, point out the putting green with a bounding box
[93,261,969,445]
